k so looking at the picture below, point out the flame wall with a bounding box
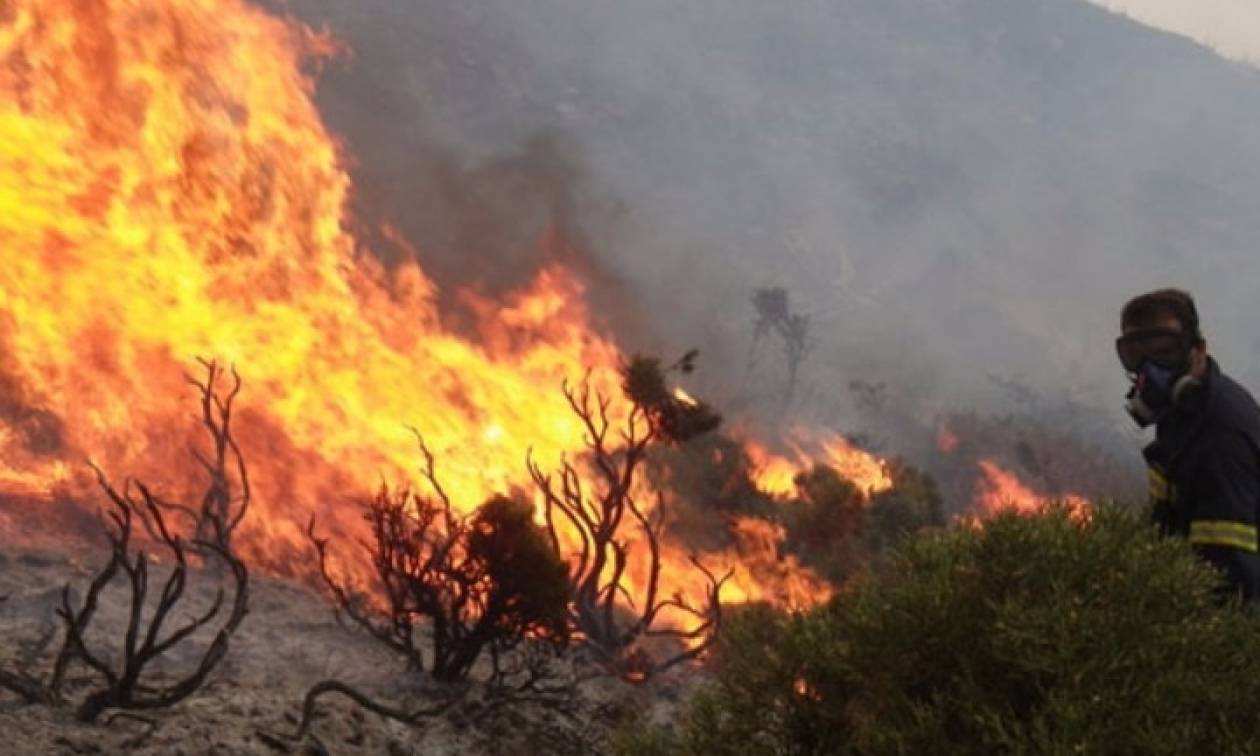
[0,0,860,621]
[0,0,628,570]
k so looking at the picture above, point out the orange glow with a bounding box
[0,1,616,576]
[817,435,893,496]
[793,676,822,701]
[726,516,831,607]
[748,429,892,499]
[746,441,802,498]
[936,424,960,453]
[974,460,1090,517]
[0,0,855,641]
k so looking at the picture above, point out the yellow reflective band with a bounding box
[1147,467,1169,502]
[1188,520,1259,552]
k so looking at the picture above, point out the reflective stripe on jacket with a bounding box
[1144,357,1260,600]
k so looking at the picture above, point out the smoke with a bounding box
[279,0,1260,486]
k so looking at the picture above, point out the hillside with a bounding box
[287,0,1260,412]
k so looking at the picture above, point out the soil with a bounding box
[0,536,691,755]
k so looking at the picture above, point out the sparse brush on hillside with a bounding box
[617,504,1260,756]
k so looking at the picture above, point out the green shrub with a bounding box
[861,458,945,555]
[621,505,1260,756]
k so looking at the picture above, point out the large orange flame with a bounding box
[0,0,636,568]
[0,0,838,625]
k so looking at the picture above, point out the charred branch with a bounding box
[293,679,463,740]
[60,470,250,722]
[527,356,730,681]
[0,665,54,705]
[143,359,251,550]
[0,359,252,724]
[103,711,162,749]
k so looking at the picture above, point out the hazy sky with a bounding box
[1090,1,1260,64]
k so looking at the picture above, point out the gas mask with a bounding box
[1124,359,1199,427]
[1115,327,1201,428]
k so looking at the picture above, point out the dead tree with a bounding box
[750,287,814,407]
[527,355,731,681]
[0,360,252,724]
[299,441,572,735]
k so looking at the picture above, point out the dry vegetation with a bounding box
[0,355,762,753]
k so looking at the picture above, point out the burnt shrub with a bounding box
[781,464,865,583]
[465,495,571,650]
[310,484,570,685]
[0,359,251,724]
[774,458,943,586]
[620,504,1260,755]
[298,478,579,739]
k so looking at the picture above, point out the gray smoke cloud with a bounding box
[282,0,1260,485]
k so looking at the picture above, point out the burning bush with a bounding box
[310,483,569,684]
[780,464,865,584]
[465,496,572,653]
[620,505,1260,755]
[294,435,577,735]
[621,352,722,443]
[299,442,573,735]
[646,432,779,555]
[657,433,775,515]
[528,355,730,682]
[776,457,943,584]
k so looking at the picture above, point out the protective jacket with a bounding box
[1145,357,1260,600]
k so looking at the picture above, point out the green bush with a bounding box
[620,505,1260,756]
[860,458,944,555]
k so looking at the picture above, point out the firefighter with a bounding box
[1116,288,1260,600]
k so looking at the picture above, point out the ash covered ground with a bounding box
[0,528,680,755]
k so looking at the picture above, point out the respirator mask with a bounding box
[1115,328,1200,427]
